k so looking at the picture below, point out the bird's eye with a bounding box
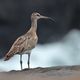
[37,14,40,16]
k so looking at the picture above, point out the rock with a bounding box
[0,65,80,80]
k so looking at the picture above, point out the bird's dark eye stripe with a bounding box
[37,14,40,16]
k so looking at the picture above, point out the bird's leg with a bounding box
[27,53,31,69]
[20,54,23,70]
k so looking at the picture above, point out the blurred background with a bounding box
[0,0,80,71]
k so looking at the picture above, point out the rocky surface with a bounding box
[0,65,80,80]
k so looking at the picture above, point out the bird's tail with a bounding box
[4,51,14,61]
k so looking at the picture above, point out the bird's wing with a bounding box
[9,35,26,53]
[4,35,26,60]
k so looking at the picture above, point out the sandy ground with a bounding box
[0,66,80,80]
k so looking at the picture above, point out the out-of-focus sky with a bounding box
[0,0,80,71]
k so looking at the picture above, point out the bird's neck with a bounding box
[30,19,38,32]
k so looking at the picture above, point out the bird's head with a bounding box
[31,12,55,22]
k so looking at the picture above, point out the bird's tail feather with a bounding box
[4,51,14,61]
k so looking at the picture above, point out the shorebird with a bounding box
[4,12,55,70]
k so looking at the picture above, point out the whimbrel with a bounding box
[4,12,55,70]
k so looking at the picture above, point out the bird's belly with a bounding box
[23,50,31,54]
[19,50,31,54]
[24,37,38,50]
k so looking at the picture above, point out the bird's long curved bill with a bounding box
[40,15,56,22]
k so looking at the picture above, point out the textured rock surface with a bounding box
[0,66,80,80]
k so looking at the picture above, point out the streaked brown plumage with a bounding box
[4,12,55,70]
